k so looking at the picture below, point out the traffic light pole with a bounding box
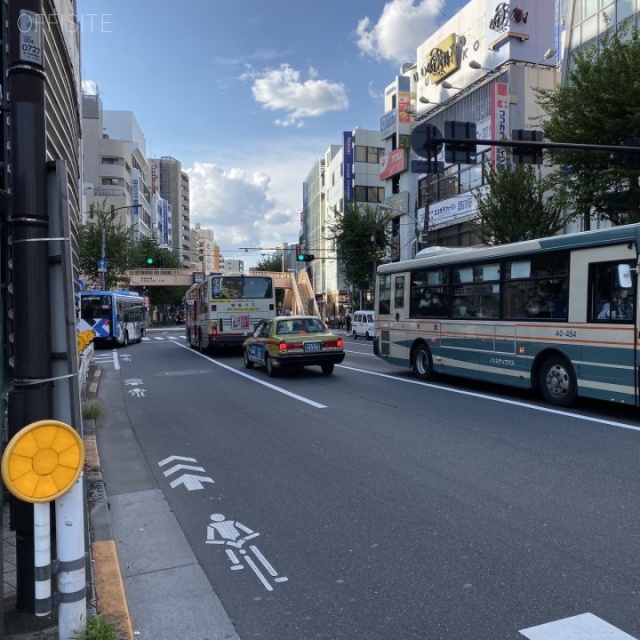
[8,0,52,613]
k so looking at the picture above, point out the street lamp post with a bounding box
[379,203,425,258]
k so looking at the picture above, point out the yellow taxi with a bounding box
[242,315,345,376]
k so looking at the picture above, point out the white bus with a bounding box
[374,224,640,407]
[80,290,147,347]
[185,273,276,351]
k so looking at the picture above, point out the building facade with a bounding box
[82,95,155,239]
[378,0,559,257]
[302,129,384,318]
[149,156,191,266]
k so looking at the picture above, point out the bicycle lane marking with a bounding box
[175,342,326,409]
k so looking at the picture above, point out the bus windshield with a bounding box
[81,295,112,320]
[211,276,274,299]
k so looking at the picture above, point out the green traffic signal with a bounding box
[297,254,314,262]
[146,257,154,265]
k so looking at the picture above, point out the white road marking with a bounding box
[158,455,198,466]
[519,613,637,639]
[337,365,640,433]
[176,342,327,408]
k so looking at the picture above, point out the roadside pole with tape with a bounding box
[2,419,86,639]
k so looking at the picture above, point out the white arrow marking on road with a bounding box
[162,463,206,477]
[169,474,215,490]
[158,455,198,467]
[520,613,637,639]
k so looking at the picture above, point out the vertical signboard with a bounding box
[490,83,509,171]
[343,131,354,204]
[162,199,169,246]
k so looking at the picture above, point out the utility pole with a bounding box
[7,0,53,613]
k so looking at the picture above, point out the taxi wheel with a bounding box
[243,348,254,369]
[321,363,334,375]
[352,331,357,339]
[265,354,277,377]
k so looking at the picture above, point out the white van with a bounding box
[351,310,375,340]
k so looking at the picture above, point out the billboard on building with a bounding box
[379,149,407,180]
[490,83,509,170]
[343,131,354,204]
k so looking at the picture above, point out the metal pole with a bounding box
[8,0,53,613]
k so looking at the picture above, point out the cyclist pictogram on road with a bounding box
[206,512,288,591]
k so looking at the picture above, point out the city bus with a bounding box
[185,273,276,351]
[79,290,147,346]
[373,224,640,407]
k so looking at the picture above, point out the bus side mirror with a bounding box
[618,264,633,288]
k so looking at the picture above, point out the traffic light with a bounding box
[511,129,544,164]
[444,121,477,164]
[297,254,315,262]
[146,257,154,265]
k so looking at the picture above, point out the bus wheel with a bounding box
[539,355,577,407]
[199,334,205,353]
[243,349,254,369]
[265,354,277,377]
[412,344,434,381]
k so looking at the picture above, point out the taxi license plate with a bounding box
[304,341,321,352]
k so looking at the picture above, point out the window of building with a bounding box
[355,145,384,164]
[354,186,385,203]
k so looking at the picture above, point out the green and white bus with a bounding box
[373,224,640,407]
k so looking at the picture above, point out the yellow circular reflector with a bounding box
[1,420,84,503]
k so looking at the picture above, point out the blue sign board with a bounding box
[380,109,398,139]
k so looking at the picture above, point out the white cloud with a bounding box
[186,161,302,263]
[355,0,445,64]
[245,64,349,127]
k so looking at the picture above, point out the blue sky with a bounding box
[78,0,466,265]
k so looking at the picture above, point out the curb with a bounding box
[84,368,134,640]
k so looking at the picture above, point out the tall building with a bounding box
[149,156,191,266]
[192,222,215,272]
[82,95,153,239]
[378,0,559,254]
[302,129,384,317]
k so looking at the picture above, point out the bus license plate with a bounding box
[304,341,321,352]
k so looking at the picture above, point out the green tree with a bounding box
[78,204,135,289]
[473,160,568,245]
[253,253,282,272]
[536,23,640,228]
[329,203,390,302]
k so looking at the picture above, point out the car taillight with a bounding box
[337,338,344,348]
[279,342,288,352]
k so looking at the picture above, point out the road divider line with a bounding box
[337,364,640,433]
[176,342,327,408]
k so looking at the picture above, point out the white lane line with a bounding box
[175,342,326,409]
[519,613,637,639]
[337,365,640,433]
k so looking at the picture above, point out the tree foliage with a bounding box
[253,253,283,272]
[473,160,568,244]
[78,204,134,290]
[536,23,640,227]
[78,202,186,306]
[329,203,390,298]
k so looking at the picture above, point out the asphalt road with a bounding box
[95,328,640,640]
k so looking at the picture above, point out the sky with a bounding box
[77,0,467,266]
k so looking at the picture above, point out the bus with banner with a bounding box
[185,273,276,351]
[374,224,640,407]
[79,290,147,346]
